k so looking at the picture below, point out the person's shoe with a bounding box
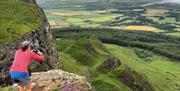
[12,83,18,87]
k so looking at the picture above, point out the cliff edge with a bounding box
[0,0,60,86]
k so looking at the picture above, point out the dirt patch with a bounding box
[145,9,169,14]
[124,26,159,32]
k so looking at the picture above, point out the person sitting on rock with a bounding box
[10,41,44,91]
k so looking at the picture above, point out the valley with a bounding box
[0,0,180,91]
[37,0,180,34]
[37,0,180,90]
[52,27,180,91]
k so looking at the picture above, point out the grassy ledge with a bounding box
[0,0,44,44]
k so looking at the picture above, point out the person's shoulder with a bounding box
[15,49,22,55]
[16,49,22,52]
[26,49,33,53]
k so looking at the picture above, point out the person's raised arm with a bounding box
[30,51,44,62]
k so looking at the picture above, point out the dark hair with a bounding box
[21,46,29,51]
[21,41,31,52]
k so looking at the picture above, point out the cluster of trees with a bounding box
[133,48,154,59]
[52,27,180,61]
[167,12,180,22]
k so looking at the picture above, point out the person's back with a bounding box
[10,48,44,73]
[9,41,44,91]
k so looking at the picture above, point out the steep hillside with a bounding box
[56,36,156,91]
[105,44,180,91]
[0,0,43,44]
[0,0,60,86]
[56,37,109,75]
[53,28,180,91]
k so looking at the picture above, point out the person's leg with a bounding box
[18,82,25,91]
[25,82,31,91]
[18,77,31,91]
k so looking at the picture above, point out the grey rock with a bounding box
[31,70,91,91]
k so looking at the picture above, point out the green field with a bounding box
[37,0,180,33]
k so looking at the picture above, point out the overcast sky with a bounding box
[162,0,180,3]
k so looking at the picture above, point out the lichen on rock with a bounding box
[31,70,92,91]
[103,56,121,71]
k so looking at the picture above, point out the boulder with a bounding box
[103,57,121,71]
[31,70,92,91]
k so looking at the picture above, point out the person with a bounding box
[10,41,44,91]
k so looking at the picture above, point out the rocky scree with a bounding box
[31,70,91,91]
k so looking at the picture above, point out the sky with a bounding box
[161,0,180,3]
[141,0,180,7]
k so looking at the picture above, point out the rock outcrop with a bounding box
[119,65,155,91]
[103,57,121,71]
[31,70,91,91]
[0,0,60,86]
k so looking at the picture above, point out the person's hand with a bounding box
[37,51,43,56]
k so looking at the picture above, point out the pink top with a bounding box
[10,49,44,72]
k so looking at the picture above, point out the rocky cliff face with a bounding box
[0,0,60,86]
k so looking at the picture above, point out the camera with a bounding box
[30,46,43,54]
[32,50,38,54]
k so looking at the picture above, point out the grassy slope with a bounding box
[0,0,44,44]
[56,37,180,91]
[0,87,16,91]
[105,44,180,91]
[57,38,132,91]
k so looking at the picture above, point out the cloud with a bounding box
[161,0,180,4]
[141,0,180,7]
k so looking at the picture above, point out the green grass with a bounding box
[56,36,166,91]
[56,38,108,65]
[59,52,88,76]
[0,87,62,91]
[0,87,17,91]
[165,32,180,38]
[105,44,180,91]
[0,0,44,44]
[88,15,119,22]
[56,38,133,91]
[91,74,132,91]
